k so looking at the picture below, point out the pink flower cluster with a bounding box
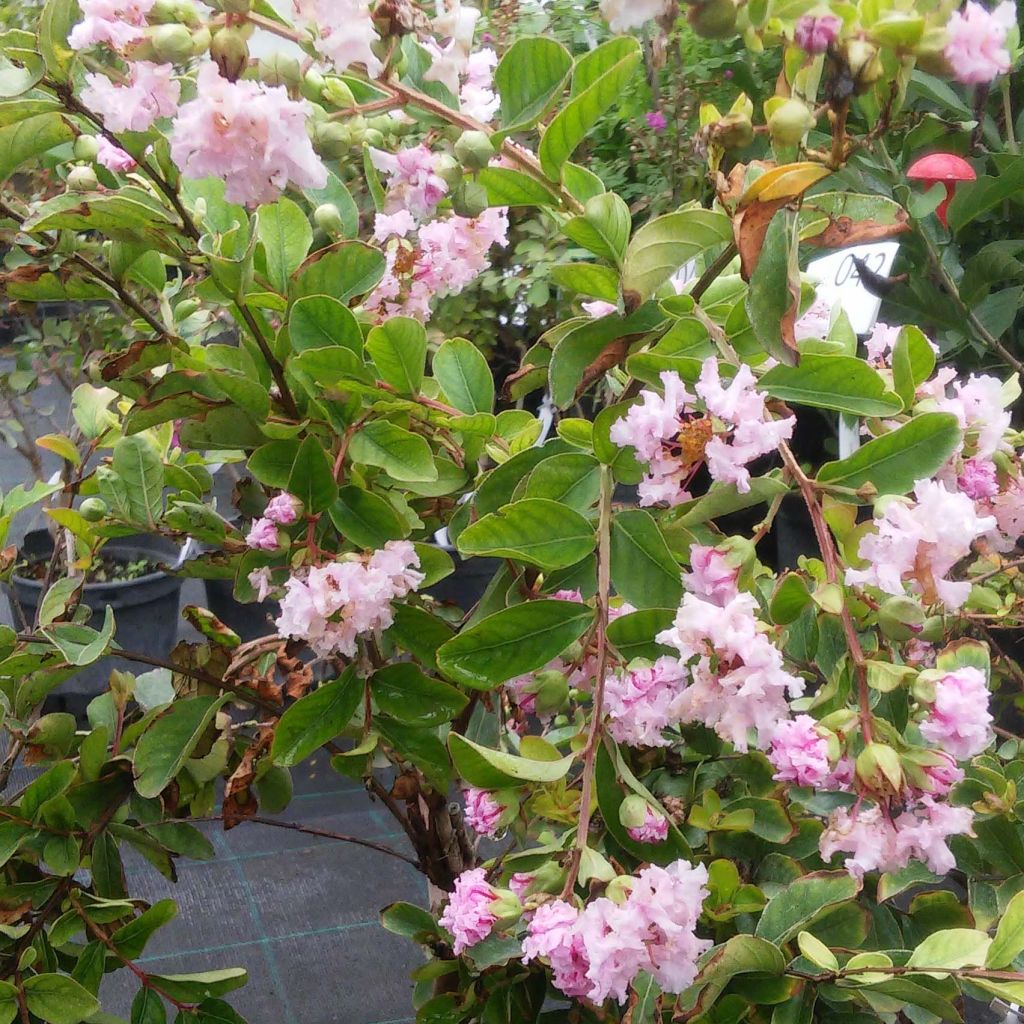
[463,788,504,836]
[81,62,179,133]
[439,868,499,954]
[69,0,153,50]
[97,137,136,172]
[627,805,670,844]
[367,208,509,322]
[274,541,423,657]
[794,13,842,53]
[768,715,832,787]
[523,860,710,1004]
[609,361,794,507]
[459,49,499,122]
[945,1,1016,83]
[927,371,1012,462]
[246,492,300,551]
[370,145,449,221]
[682,544,740,605]
[294,0,382,77]
[604,657,687,747]
[920,666,994,760]
[846,478,996,609]
[657,589,805,752]
[170,63,326,207]
[820,798,974,878]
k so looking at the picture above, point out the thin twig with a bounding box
[238,815,420,868]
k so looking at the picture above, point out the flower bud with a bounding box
[174,0,201,26]
[532,669,570,716]
[434,152,463,189]
[713,111,754,149]
[74,134,100,162]
[856,742,904,797]
[487,889,522,926]
[259,52,301,90]
[878,595,925,641]
[151,23,195,63]
[768,98,816,147]
[451,180,489,218]
[363,127,385,147]
[619,794,651,830]
[687,0,737,38]
[79,497,108,521]
[314,203,346,235]
[147,0,180,24]
[313,122,351,159]
[845,39,882,92]
[794,13,841,54]
[454,129,497,171]
[67,165,98,191]
[818,708,858,734]
[918,616,945,643]
[301,68,325,102]
[190,26,211,54]
[109,669,136,708]
[322,77,356,109]
[210,26,249,81]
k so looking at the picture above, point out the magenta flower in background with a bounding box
[646,110,668,133]
[438,868,499,954]
[794,13,842,54]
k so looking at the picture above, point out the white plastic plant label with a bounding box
[805,241,901,336]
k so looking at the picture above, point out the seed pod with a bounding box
[151,23,195,63]
[67,165,98,191]
[210,26,249,82]
[768,98,816,147]
[454,129,497,171]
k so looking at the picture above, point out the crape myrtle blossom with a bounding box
[919,666,994,760]
[69,0,154,50]
[523,860,710,1004]
[463,787,504,836]
[274,541,423,657]
[264,492,300,525]
[794,13,842,53]
[459,48,499,122]
[170,63,326,206]
[599,0,674,32]
[928,372,1012,461]
[682,544,740,605]
[246,517,279,551]
[627,805,670,843]
[438,868,500,954]
[604,657,688,747]
[768,715,832,786]
[293,0,382,77]
[845,478,996,609]
[423,0,482,95]
[81,62,180,133]
[369,146,449,221]
[610,361,795,507]
[582,299,617,318]
[945,0,1017,84]
[96,137,137,171]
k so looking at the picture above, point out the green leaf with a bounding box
[38,0,79,82]
[371,664,467,726]
[746,209,800,366]
[286,435,337,514]
[448,733,573,789]
[258,197,311,294]
[754,871,861,943]
[329,486,407,549]
[477,167,558,207]
[549,263,619,301]
[37,576,82,629]
[23,975,99,1024]
[144,970,247,1004]
[0,54,43,99]
[906,928,992,971]
[292,242,385,304]
[770,574,811,625]
[682,936,786,1018]
[891,326,935,409]
[44,608,115,666]
[111,434,164,527]
[348,421,438,482]
[605,608,675,661]
[610,509,682,610]
[538,37,642,179]
[621,208,733,301]
[563,193,631,267]
[289,345,369,387]
[797,931,839,971]
[133,696,229,798]
[816,413,961,500]
[112,899,177,959]
[433,338,494,414]
[458,498,595,570]
[288,294,362,354]
[248,439,300,488]
[385,604,455,669]
[948,157,1024,233]
[495,36,572,134]
[437,599,593,689]
[987,889,1024,968]
[375,717,450,790]
[759,355,903,417]
[271,668,362,767]
[366,317,426,395]
[380,902,439,940]
[304,168,359,237]
[524,453,602,511]
[131,988,167,1024]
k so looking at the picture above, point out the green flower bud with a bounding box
[151,23,195,63]
[845,39,882,92]
[147,0,179,24]
[768,98,816,147]
[434,153,463,190]
[532,669,570,716]
[74,134,100,162]
[302,68,325,102]
[713,110,754,149]
[527,861,567,895]
[687,0,737,39]
[619,794,651,830]
[855,742,903,797]
[67,165,98,191]
[259,52,301,90]
[190,25,211,55]
[918,616,944,643]
[174,0,201,26]
[878,595,926,641]
[27,713,76,756]
[79,497,108,521]
[313,122,351,158]
[363,127,385,148]
[322,77,356,109]
[210,26,249,81]
[109,669,136,708]
[454,129,497,171]
[314,203,346,235]
[451,180,489,218]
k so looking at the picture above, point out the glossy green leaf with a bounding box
[524,453,602,511]
[258,197,312,294]
[495,36,572,134]
[477,167,559,207]
[948,158,1024,233]
[605,608,675,661]
[110,434,164,526]
[23,975,99,1024]
[272,668,362,767]
[329,486,407,549]
[371,663,467,726]
[906,928,992,971]
[563,193,631,266]
[682,935,786,1018]
[610,509,682,610]
[366,317,426,395]
[448,733,574,789]
[144,970,247,1003]
[987,889,1024,968]
[286,435,338,513]
[38,0,78,82]
[549,263,619,301]
[754,871,861,943]
[292,242,386,303]
[433,338,494,414]
[891,326,936,409]
[288,294,362,354]
[759,355,904,416]
[112,899,178,959]
[746,208,800,366]
[0,55,44,100]
[348,421,438,482]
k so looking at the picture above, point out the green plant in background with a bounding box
[0,1,1023,1023]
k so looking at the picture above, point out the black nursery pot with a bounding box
[6,530,184,697]
[428,547,503,609]
[203,577,280,642]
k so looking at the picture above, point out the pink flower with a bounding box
[96,137,136,171]
[958,458,999,499]
[599,0,673,32]
[605,657,687,748]
[769,715,831,786]
[373,210,416,241]
[463,787,504,836]
[81,62,179,133]
[646,110,668,132]
[657,591,805,751]
[508,872,533,899]
[369,145,449,220]
[864,321,900,363]
[246,518,279,551]
[627,806,669,843]
[170,63,326,207]
[439,868,499,954]
[793,297,832,341]
[461,48,499,122]
[794,13,842,53]
[581,300,617,318]
[293,0,382,76]
[945,1,1016,83]
[522,900,591,999]
[906,638,936,666]
[610,371,695,463]
[921,753,965,795]
[68,0,153,50]
[893,797,974,874]
[991,477,1024,543]
[933,373,1011,460]
[920,666,993,760]
[264,493,299,525]
[846,478,996,610]
[683,545,739,606]
[247,567,274,602]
